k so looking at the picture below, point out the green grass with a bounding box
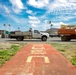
[71,56,76,67]
[0,44,22,67]
[51,43,76,67]
[51,43,66,52]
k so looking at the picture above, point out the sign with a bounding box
[5,31,10,34]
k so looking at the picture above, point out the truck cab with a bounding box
[33,30,49,41]
[32,30,41,38]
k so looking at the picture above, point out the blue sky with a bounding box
[0,0,76,31]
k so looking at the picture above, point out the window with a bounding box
[34,30,40,34]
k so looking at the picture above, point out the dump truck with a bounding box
[9,28,49,41]
[58,25,76,41]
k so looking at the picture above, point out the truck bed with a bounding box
[9,31,32,39]
[10,31,31,36]
[58,29,76,35]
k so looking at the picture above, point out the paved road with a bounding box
[0,37,76,44]
[0,44,76,75]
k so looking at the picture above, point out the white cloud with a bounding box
[44,20,48,24]
[4,6,10,14]
[10,15,27,24]
[69,0,76,3]
[51,22,69,28]
[11,27,16,31]
[9,0,24,13]
[59,22,68,25]
[28,16,38,20]
[42,20,50,30]
[40,0,76,24]
[26,10,33,14]
[29,20,40,24]
[59,22,64,25]
[31,24,37,27]
[27,0,49,8]
[47,0,67,13]
[26,9,36,15]
[52,15,76,22]
[0,5,11,18]
[47,0,76,14]
[51,22,60,28]
[0,5,10,14]
[28,16,40,27]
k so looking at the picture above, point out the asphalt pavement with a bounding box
[0,37,76,44]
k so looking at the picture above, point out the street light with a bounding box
[3,24,11,38]
[18,27,20,31]
[49,21,51,24]
[8,24,10,27]
[49,21,53,34]
[3,24,6,38]
[50,24,53,34]
[4,24,6,26]
[8,24,11,34]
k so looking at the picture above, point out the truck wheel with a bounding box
[16,37,23,41]
[42,36,47,41]
[61,36,68,41]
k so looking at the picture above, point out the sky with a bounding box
[0,0,76,31]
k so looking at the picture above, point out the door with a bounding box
[33,30,41,38]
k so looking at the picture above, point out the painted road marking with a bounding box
[32,47,45,50]
[26,56,33,63]
[31,49,46,54]
[26,56,50,63]
[6,72,33,75]
[26,45,50,63]
[31,45,46,54]
[33,44,43,47]
[44,57,50,63]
